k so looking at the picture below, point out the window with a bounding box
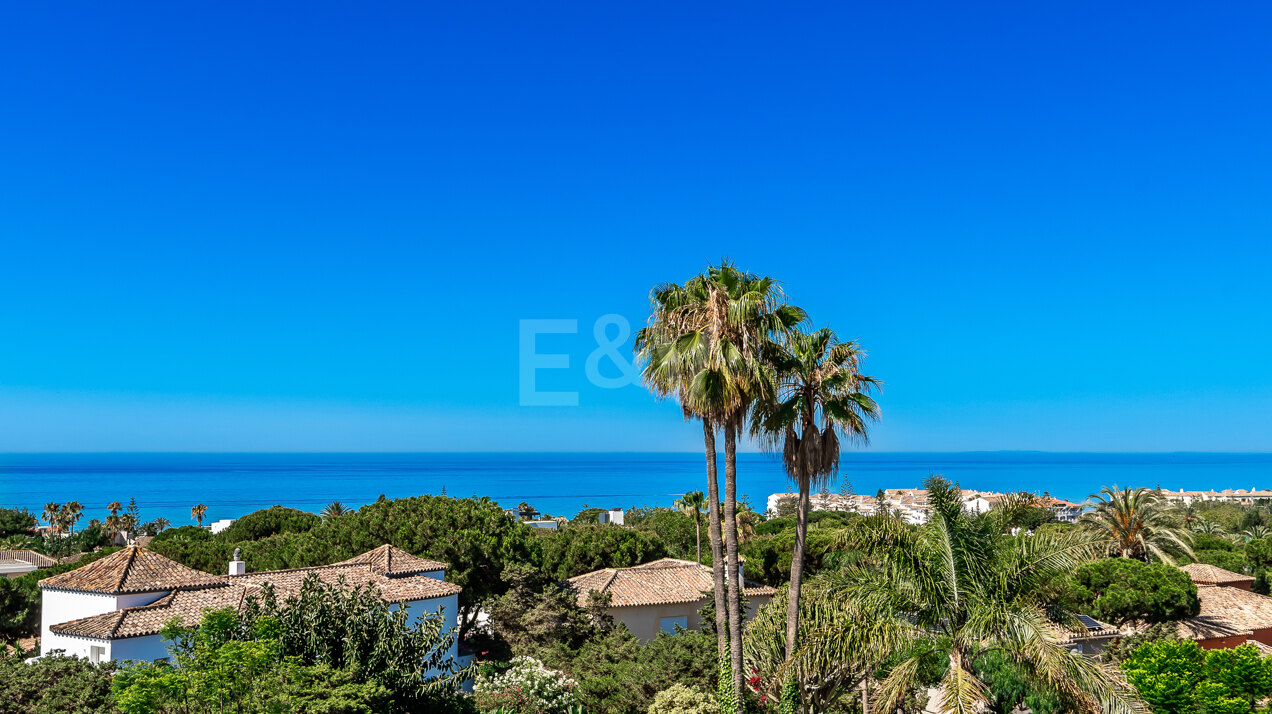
[659,616,687,634]
[90,646,105,663]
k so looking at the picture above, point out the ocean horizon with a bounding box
[4,451,1272,528]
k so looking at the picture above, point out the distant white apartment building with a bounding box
[1162,489,1272,506]
[768,489,1084,525]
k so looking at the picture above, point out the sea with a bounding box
[2,452,1271,528]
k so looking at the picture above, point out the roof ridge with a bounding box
[115,546,139,592]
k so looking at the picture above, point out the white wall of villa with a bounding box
[41,589,167,658]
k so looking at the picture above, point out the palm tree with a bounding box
[321,501,351,521]
[107,501,123,518]
[1241,525,1271,542]
[1080,486,1195,563]
[808,476,1145,714]
[1193,519,1224,534]
[191,504,208,527]
[1177,503,1199,529]
[63,501,83,533]
[635,262,803,700]
[153,517,171,532]
[674,491,707,563]
[751,327,879,669]
[42,502,61,533]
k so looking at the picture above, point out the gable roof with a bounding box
[0,549,57,569]
[566,558,777,608]
[333,544,446,576]
[50,586,251,640]
[47,545,461,641]
[1176,585,1272,641]
[39,546,227,594]
[1180,563,1256,586]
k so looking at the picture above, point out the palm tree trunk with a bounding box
[724,419,745,702]
[695,514,702,564]
[784,472,810,658]
[703,420,728,659]
[860,677,870,714]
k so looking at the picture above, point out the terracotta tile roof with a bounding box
[566,558,777,608]
[0,549,57,569]
[333,544,446,576]
[48,545,461,641]
[38,546,226,594]
[50,586,250,639]
[1176,585,1272,641]
[233,562,460,602]
[1180,563,1256,586]
[1054,614,1119,644]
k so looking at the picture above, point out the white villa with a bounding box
[38,544,464,667]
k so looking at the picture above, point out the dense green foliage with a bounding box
[1065,558,1200,626]
[739,528,841,588]
[0,648,117,714]
[626,508,701,562]
[0,507,37,538]
[215,505,320,542]
[533,524,669,581]
[1122,640,1272,714]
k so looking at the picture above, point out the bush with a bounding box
[740,528,841,587]
[0,648,117,713]
[534,524,668,581]
[218,505,321,542]
[627,509,699,562]
[1122,640,1272,714]
[1193,549,1248,573]
[1066,558,1199,626]
[149,524,212,544]
[473,656,578,714]
[648,683,719,714]
[0,507,37,538]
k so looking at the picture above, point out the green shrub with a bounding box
[648,683,719,714]
[217,505,320,542]
[1065,558,1199,626]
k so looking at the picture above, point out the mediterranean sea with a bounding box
[2,452,1271,527]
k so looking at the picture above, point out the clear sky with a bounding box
[1,2,1270,452]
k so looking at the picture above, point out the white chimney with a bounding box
[228,547,245,577]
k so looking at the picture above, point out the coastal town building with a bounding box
[766,489,1084,524]
[565,558,776,643]
[38,544,464,669]
[1162,489,1272,506]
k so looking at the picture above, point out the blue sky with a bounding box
[1,2,1270,452]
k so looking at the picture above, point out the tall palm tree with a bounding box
[321,501,351,521]
[1080,486,1195,564]
[751,327,879,672]
[153,517,171,532]
[42,502,61,533]
[107,501,123,518]
[636,262,802,700]
[809,476,1145,714]
[63,501,83,533]
[191,504,208,527]
[674,491,707,563]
